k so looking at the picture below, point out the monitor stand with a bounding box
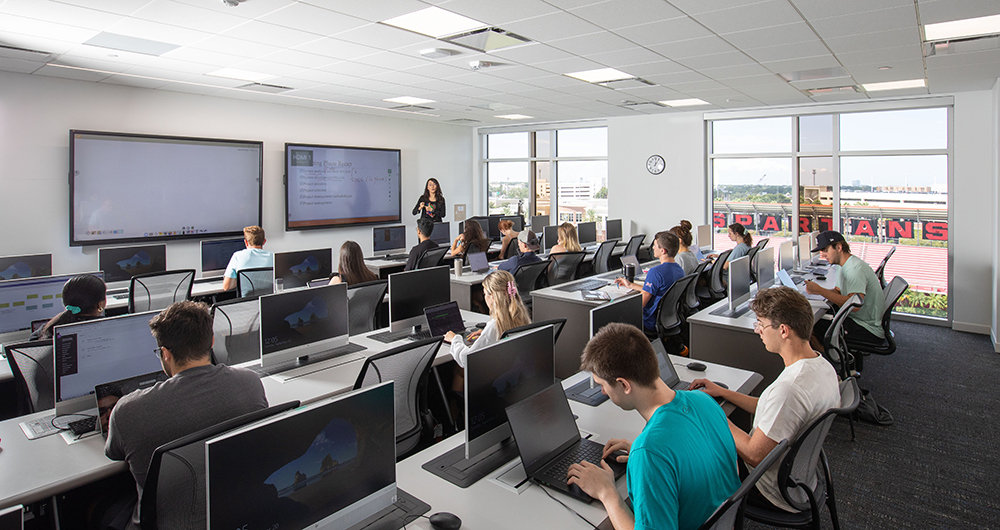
[347,488,430,530]
[421,437,519,488]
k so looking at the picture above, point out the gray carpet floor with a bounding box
[745,321,1000,530]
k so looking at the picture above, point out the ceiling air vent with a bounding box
[237,82,294,93]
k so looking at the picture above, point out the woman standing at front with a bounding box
[412,178,446,222]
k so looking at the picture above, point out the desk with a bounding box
[450,269,489,313]
[365,258,408,280]
[104,278,228,311]
[396,359,761,530]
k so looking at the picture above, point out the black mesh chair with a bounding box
[592,240,619,274]
[746,245,763,284]
[546,252,587,286]
[500,319,567,345]
[236,267,274,298]
[140,401,299,530]
[743,377,861,530]
[822,294,863,381]
[623,234,645,256]
[353,337,442,459]
[3,340,55,416]
[698,439,789,530]
[347,280,388,335]
[501,238,520,259]
[652,272,699,345]
[210,298,261,366]
[874,246,896,289]
[844,276,908,357]
[416,247,449,269]
[684,261,710,316]
[512,259,552,307]
[128,269,195,313]
[698,249,733,304]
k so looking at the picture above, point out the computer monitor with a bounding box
[0,272,104,341]
[809,231,822,262]
[372,225,407,257]
[258,283,349,368]
[543,225,559,252]
[273,248,333,291]
[605,219,622,241]
[387,266,450,332]
[200,238,247,278]
[0,253,52,280]
[487,216,502,241]
[756,247,775,288]
[54,310,165,416]
[531,215,548,230]
[728,256,752,312]
[778,240,794,272]
[797,233,812,268]
[464,217,489,236]
[500,216,523,232]
[577,222,596,246]
[589,295,643,337]
[98,244,167,287]
[697,225,713,249]
[465,326,555,460]
[206,381,395,530]
[0,505,22,530]
[429,222,451,246]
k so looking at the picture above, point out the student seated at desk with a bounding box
[712,223,752,272]
[105,301,268,530]
[404,218,439,271]
[614,231,684,334]
[680,219,705,261]
[551,222,582,254]
[449,218,491,259]
[329,240,378,285]
[497,219,520,259]
[568,323,739,530]
[670,225,698,274]
[444,270,530,368]
[497,230,541,273]
[221,225,273,292]
[690,287,839,514]
[30,274,106,340]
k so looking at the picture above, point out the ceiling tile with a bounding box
[650,35,738,59]
[847,59,924,82]
[745,40,831,63]
[435,0,559,26]
[791,0,914,21]
[532,55,604,74]
[228,58,306,78]
[760,55,841,73]
[666,0,772,17]
[916,0,1000,25]
[501,11,605,41]
[402,61,473,79]
[926,48,1000,68]
[836,45,924,67]
[100,74,172,89]
[189,35,284,59]
[301,0,431,23]
[0,13,100,43]
[256,49,339,69]
[59,43,153,65]
[0,0,124,30]
[585,47,666,67]
[333,22,428,50]
[678,50,755,69]
[570,0,686,30]
[810,6,919,38]
[613,17,713,47]
[692,0,803,35]
[0,33,77,55]
[257,2,369,36]
[643,70,709,84]
[701,62,771,79]
[621,59,690,76]
[366,69,432,86]
[548,32,637,56]
[293,37,381,60]
[49,54,138,72]
[360,51,435,70]
[171,0,296,20]
[320,60,393,78]
[0,56,45,74]
[721,22,820,50]
[486,43,576,65]
[159,47,247,67]
[824,28,920,54]
[131,0,246,34]
[220,20,320,48]
[34,63,114,81]
[50,0,154,16]
[282,67,357,86]
[926,62,1000,91]
[105,18,212,46]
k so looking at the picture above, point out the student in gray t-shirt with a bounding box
[670,224,699,275]
[105,301,268,530]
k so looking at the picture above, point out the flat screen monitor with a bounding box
[0,505,22,530]
[500,216,523,232]
[464,217,489,237]
[387,266,450,332]
[756,247,775,288]
[70,130,262,247]
[809,231,821,262]
[98,244,167,286]
[430,222,451,246]
[531,215,548,230]
[465,326,555,460]
[697,225,713,249]
[273,249,333,291]
[0,254,52,280]
[284,143,401,230]
[0,272,103,338]
[797,234,812,268]
[577,222,596,246]
[487,216,502,241]
[207,382,396,530]
[201,238,247,278]
[778,240,794,272]
[543,225,559,252]
[605,219,622,241]
[728,256,752,312]
[54,310,165,415]
[590,295,643,337]
[259,283,348,368]
[372,225,407,257]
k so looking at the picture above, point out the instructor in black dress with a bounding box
[412,178,446,222]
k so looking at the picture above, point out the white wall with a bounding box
[0,71,472,276]
[992,78,1000,351]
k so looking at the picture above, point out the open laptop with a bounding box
[506,384,627,503]
[467,251,490,273]
[415,301,480,341]
[95,371,169,438]
[653,339,727,400]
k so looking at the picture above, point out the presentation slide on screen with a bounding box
[72,133,261,244]
[286,145,400,229]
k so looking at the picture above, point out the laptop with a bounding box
[95,370,169,438]
[467,251,490,273]
[421,301,479,340]
[653,339,727,400]
[506,384,627,503]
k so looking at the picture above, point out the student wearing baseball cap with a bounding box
[497,230,542,273]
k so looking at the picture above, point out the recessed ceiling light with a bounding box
[419,48,456,59]
[383,96,435,105]
[382,7,486,38]
[206,68,274,82]
[878,66,892,70]
[495,114,533,120]
[84,32,180,56]
[564,68,634,84]
[659,98,710,107]
[924,13,1000,42]
[862,79,926,91]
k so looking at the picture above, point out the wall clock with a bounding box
[646,154,665,175]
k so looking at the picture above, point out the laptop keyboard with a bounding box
[539,440,605,483]
[555,279,611,293]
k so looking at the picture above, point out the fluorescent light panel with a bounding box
[382,7,486,38]
[924,13,1000,42]
[659,98,710,107]
[564,68,633,83]
[383,96,435,105]
[84,32,179,56]
[495,114,533,120]
[862,79,926,91]
[206,68,274,82]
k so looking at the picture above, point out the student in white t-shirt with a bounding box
[221,225,273,293]
[690,286,839,513]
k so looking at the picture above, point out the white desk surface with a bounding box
[530,260,658,306]
[396,360,761,530]
[104,278,227,310]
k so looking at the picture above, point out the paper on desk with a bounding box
[598,284,633,299]
[803,292,827,302]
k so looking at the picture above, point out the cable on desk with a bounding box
[531,479,600,530]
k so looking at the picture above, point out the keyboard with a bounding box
[19,414,59,440]
[790,275,806,285]
[555,279,611,293]
[538,440,605,483]
[370,329,417,343]
[111,293,129,300]
[367,254,408,262]
[247,342,367,379]
[565,379,609,406]
[68,415,97,436]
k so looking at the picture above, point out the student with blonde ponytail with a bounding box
[444,270,531,367]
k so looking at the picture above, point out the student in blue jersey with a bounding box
[497,230,541,273]
[568,323,740,530]
[614,231,685,333]
[221,226,273,293]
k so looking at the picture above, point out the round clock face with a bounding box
[646,154,665,175]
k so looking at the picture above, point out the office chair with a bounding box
[140,401,300,530]
[746,244,763,284]
[347,280,388,335]
[683,260,710,316]
[698,249,733,305]
[210,298,261,366]
[874,246,896,289]
[592,240,619,274]
[128,269,195,313]
[3,340,55,416]
[236,267,274,298]
[501,237,520,259]
[512,259,552,307]
[623,234,645,257]
[698,439,789,530]
[545,252,587,286]
[416,247,449,269]
[743,377,860,530]
[822,294,863,382]
[500,318,567,345]
[353,337,442,460]
[652,272,699,348]
[755,238,769,250]
[845,276,908,357]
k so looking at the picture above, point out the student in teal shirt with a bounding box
[568,323,740,530]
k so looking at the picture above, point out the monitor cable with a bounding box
[531,478,600,530]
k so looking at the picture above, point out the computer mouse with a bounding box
[713,381,729,389]
[815,275,827,281]
[686,362,707,372]
[429,512,462,530]
[605,450,628,464]
[475,322,487,329]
